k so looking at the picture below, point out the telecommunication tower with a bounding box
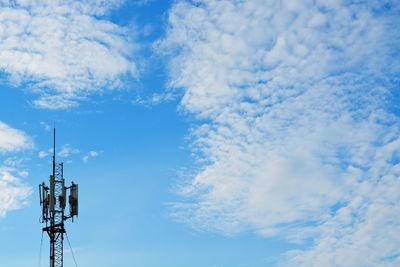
[39,128,79,267]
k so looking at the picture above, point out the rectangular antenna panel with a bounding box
[61,180,66,209]
[69,184,78,217]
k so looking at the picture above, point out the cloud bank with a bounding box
[0,0,137,109]
[0,122,31,217]
[160,0,400,266]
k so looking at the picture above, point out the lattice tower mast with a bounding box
[39,128,79,267]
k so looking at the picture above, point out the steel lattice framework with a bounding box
[40,129,78,267]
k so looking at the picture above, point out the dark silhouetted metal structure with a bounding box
[39,128,78,267]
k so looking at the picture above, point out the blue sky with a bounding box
[0,1,399,267]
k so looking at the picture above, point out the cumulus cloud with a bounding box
[160,0,400,266]
[0,0,137,109]
[0,121,32,152]
[82,150,99,162]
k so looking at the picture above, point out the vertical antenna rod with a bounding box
[53,127,56,184]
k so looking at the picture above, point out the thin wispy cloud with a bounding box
[39,122,51,132]
[38,150,49,159]
[160,0,400,266]
[0,0,137,109]
[58,144,80,158]
[39,144,99,163]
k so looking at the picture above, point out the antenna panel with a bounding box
[39,184,46,221]
[69,183,78,217]
[60,180,66,209]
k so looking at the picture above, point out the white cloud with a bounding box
[0,121,32,152]
[0,123,32,217]
[38,150,48,159]
[42,144,97,162]
[58,144,79,158]
[0,0,137,109]
[0,167,31,217]
[82,150,99,162]
[160,0,400,266]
